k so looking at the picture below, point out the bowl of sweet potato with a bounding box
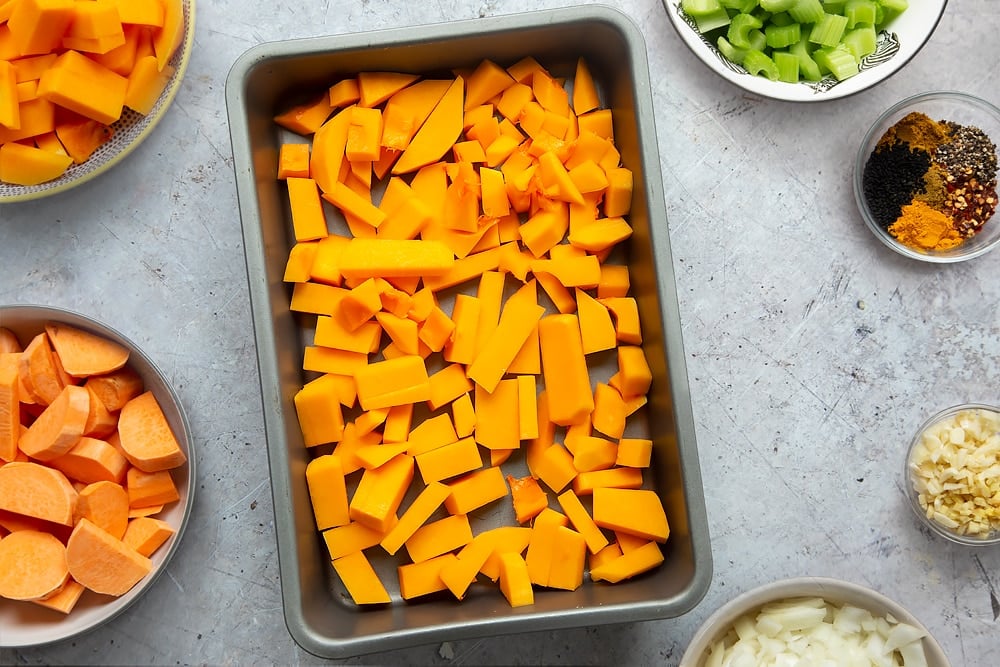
[0,304,194,648]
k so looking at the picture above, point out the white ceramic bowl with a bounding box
[663,0,947,102]
[680,577,950,667]
[905,403,1000,546]
[0,1,196,203]
[854,91,1000,263]
[0,305,195,648]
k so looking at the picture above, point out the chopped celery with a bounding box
[722,0,760,11]
[841,25,877,61]
[727,12,764,48]
[679,0,908,84]
[809,12,849,47]
[765,22,801,48]
[773,50,801,82]
[790,36,823,80]
[742,49,780,80]
[681,0,725,16]
[769,11,794,26]
[717,35,750,64]
[876,0,908,25]
[788,0,825,24]
[813,43,859,79]
[694,6,733,32]
[845,0,877,28]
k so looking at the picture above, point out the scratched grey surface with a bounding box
[1,1,998,665]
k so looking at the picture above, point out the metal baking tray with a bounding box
[226,5,711,659]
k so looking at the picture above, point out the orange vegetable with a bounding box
[331,551,391,605]
[117,390,186,472]
[49,435,129,484]
[31,577,85,614]
[278,56,676,606]
[75,480,129,540]
[0,529,69,601]
[18,384,89,461]
[125,467,179,508]
[44,321,129,376]
[121,516,174,557]
[84,364,144,412]
[66,517,152,596]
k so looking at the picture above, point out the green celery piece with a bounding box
[842,25,877,61]
[760,0,797,10]
[748,28,768,51]
[721,0,759,11]
[813,43,860,79]
[790,36,823,80]
[742,49,780,80]
[769,11,794,26]
[876,0,908,25]
[727,12,764,48]
[822,0,847,13]
[845,0,877,28]
[809,12,849,46]
[773,50,801,82]
[717,35,750,64]
[788,0,825,23]
[682,0,725,16]
[765,22,801,48]
[693,6,733,32]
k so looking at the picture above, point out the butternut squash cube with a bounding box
[498,552,534,608]
[37,49,127,125]
[404,513,472,563]
[0,141,72,185]
[592,487,669,543]
[8,0,76,57]
[331,551,391,605]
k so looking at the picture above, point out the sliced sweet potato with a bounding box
[18,384,90,461]
[49,435,129,484]
[0,529,70,601]
[45,322,130,377]
[117,391,186,472]
[0,461,79,526]
[66,517,152,596]
[84,365,144,412]
[75,480,129,540]
[0,328,22,353]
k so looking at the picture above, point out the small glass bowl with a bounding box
[905,403,1000,546]
[854,91,1000,263]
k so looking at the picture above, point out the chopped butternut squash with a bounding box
[278,55,676,608]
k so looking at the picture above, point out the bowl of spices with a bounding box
[855,91,1000,262]
[906,404,1000,546]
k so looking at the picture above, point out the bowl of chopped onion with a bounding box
[680,577,950,666]
[905,403,1000,546]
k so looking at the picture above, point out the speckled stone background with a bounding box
[1,1,998,665]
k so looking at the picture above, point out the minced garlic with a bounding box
[908,407,1000,539]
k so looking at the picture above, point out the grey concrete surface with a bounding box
[1,1,998,665]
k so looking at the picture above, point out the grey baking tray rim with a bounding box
[226,5,712,659]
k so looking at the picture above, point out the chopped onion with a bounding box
[703,596,928,666]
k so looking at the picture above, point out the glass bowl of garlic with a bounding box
[905,403,1000,546]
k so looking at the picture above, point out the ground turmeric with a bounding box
[889,200,963,251]
[877,112,951,154]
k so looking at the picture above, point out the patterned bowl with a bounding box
[0,0,195,203]
[662,0,947,102]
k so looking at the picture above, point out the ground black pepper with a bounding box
[862,140,932,229]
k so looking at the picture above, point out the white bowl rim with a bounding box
[679,576,951,667]
[663,0,949,103]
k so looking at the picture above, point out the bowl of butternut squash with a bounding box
[0,0,194,202]
[0,304,194,647]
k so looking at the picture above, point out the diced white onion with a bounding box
[702,597,928,666]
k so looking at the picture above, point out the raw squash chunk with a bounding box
[37,49,127,125]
